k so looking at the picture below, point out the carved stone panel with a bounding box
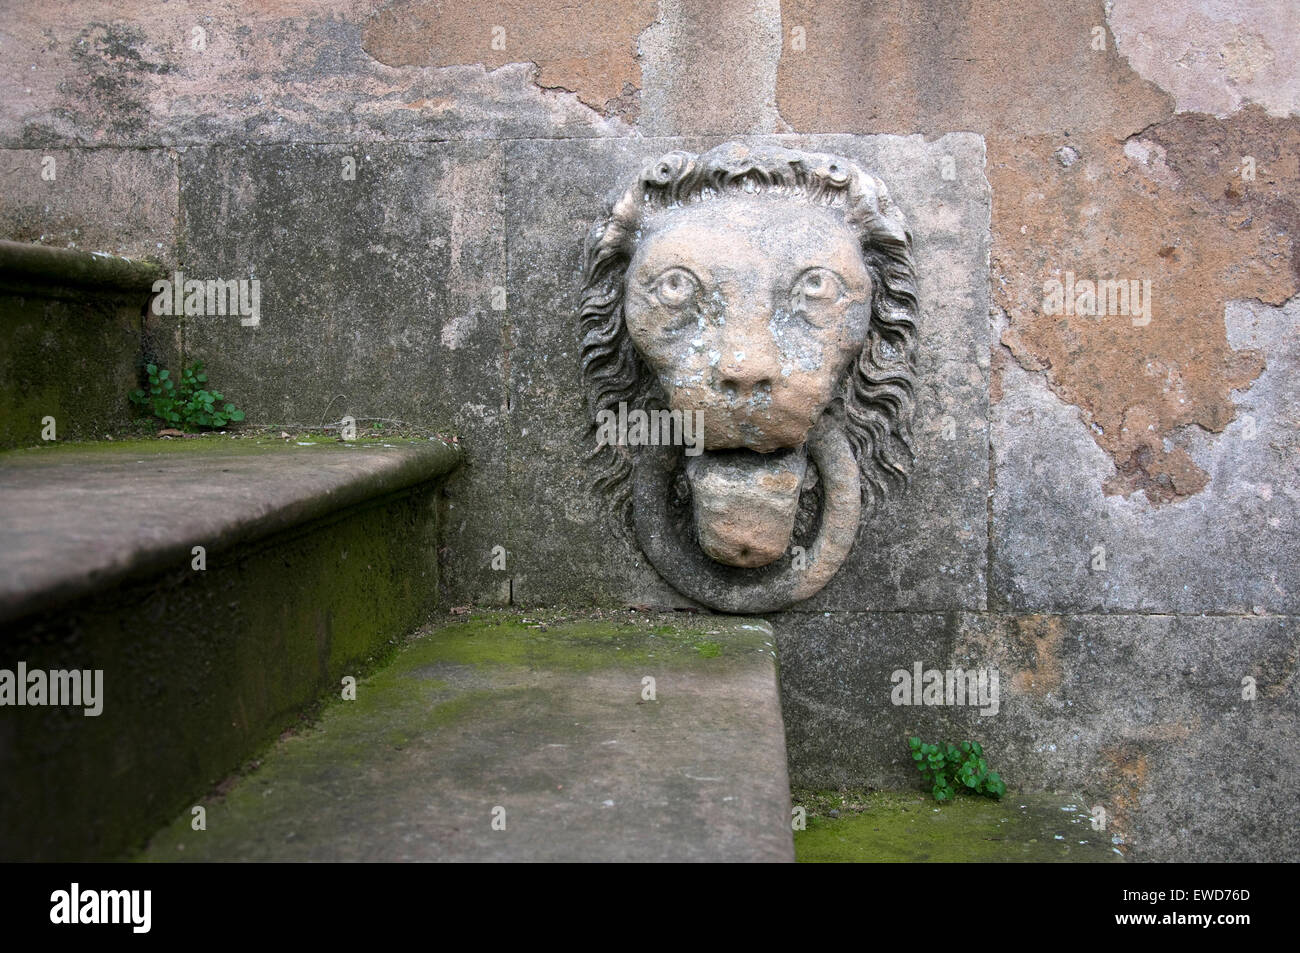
[579,142,921,612]
[505,134,989,613]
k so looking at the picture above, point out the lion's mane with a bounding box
[578,142,920,535]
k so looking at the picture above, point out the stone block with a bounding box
[503,133,990,611]
[175,141,508,604]
[0,148,178,260]
[0,4,624,149]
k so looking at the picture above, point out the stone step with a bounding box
[0,437,458,624]
[139,611,795,862]
[0,437,459,861]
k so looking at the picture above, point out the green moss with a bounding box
[792,790,1123,863]
[397,611,767,673]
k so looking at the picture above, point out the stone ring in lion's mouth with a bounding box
[633,416,862,614]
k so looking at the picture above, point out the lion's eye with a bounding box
[650,268,700,309]
[791,268,844,308]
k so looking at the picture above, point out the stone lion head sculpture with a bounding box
[579,141,919,613]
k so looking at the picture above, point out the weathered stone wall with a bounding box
[2,0,1296,860]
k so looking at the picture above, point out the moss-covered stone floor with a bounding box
[137,610,794,862]
[793,789,1125,862]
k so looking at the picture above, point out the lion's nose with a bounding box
[716,335,779,399]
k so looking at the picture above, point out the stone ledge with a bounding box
[0,438,461,627]
[0,239,164,294]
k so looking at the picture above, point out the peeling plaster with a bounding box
[1107,0,1300,118]
[362,0,659,117]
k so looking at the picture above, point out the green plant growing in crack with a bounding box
[129,361,246,431]
[909,737,1006,802]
